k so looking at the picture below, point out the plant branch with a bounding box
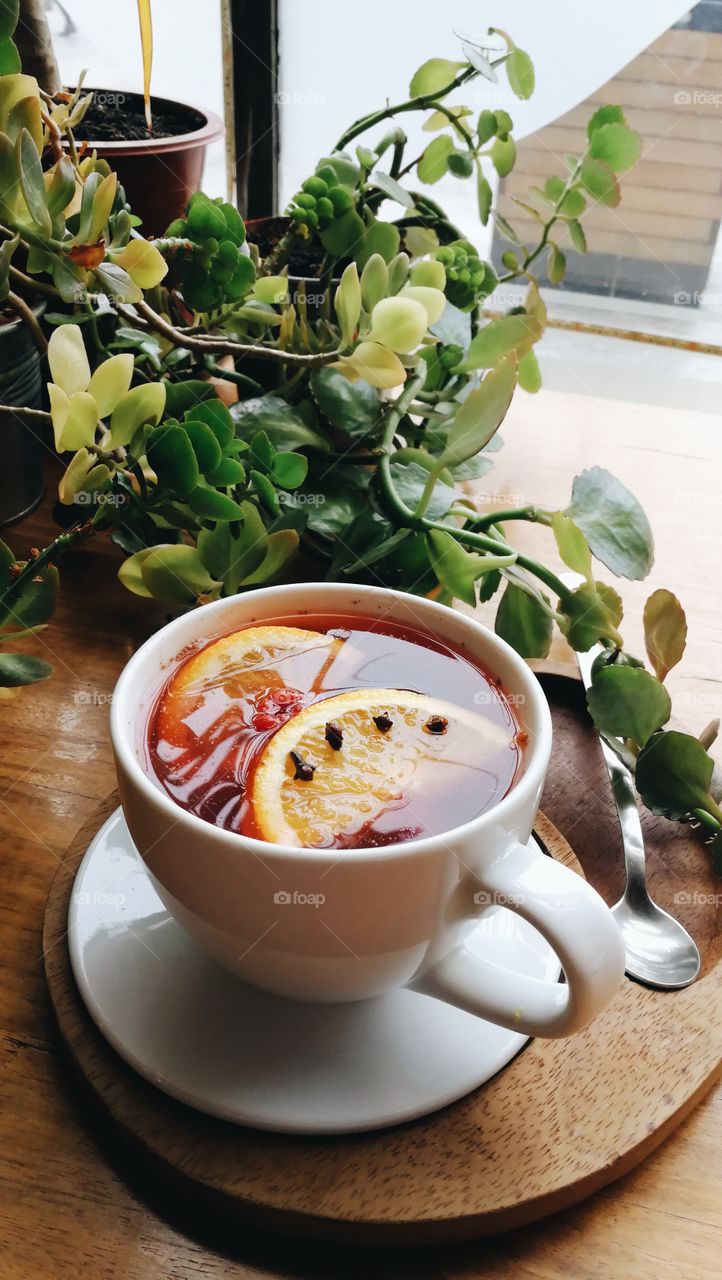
[335,66,478,150]
[6,293,47,353]
[122,300,342,367]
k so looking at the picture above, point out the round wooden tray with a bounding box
[43,676,722,1245]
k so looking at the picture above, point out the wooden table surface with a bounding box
[1,386,720,1279]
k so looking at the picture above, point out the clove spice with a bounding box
[373,712,393,733]
[423,714,448,735]
[290,750,316,781]
[324,720,344,750]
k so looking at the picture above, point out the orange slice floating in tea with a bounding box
[157,625,343,745]
[251,688,511,848]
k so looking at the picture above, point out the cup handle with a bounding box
[411,839,625,1038]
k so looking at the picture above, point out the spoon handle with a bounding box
[575,646,649,901]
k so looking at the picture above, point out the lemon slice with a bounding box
[158,625,342,742]
[251,688,512,848]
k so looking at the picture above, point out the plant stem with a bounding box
[0,405,51,424]
[9,265,61,299]
[122,300,342,368]
[7,292,47,353]
[462,505,553,532]
[0,520,97,611]
[335,67,478,150]
[204,359,263,394]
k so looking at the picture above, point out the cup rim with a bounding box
[110,582,552,861]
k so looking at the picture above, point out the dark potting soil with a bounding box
[78,91,206,143]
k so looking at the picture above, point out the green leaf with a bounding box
[389,460,457,521]
[207,457,245,487]
[320,208,366,259]
[197,502,268,592]
[184,420,223,476]
[559,187,586,218]
[567,466,653,580]
[46,157,76,220]
[17,128,51,235]
[239,529,300,586]
[495,582,552,659]
[477,110,497,145]
[334,261,361,346]
[272,452,308,490]
[0,3,19,43]
[490,136,516,177]
[304,487,367,538]
[118,547,155,598]
[579,156,620,207]
[0,652,52,687]
[427,529,515,609]
[506,47,535,99]
[0,563,58,628]
[518,348,541,393]
[587,105,625,140]
[551,512,591,579]
[354,220,401,270]
[589,122,641,173]
[147,424,200,498]
[190,398,234,448]
[230,395,329,453]
[418,135,454,184]
[587,665,671,749]
[441,357,517,466]
[409,58,465,97]
[186,486,245,522]
[0,229,19,302]
[459,314,540,371]
[360,253,389,311]
[643,588,687,682]
[250,468,280,517]
[476,170,493,225]
[636,731,716,821]
[140,544,219,604]
[568,219,587,253]
[547,244,566,284]
[163,380,216,418]
[310,367,381,440]
[557,582,623,651]
[0,37,20,73]
[109,382,166,448]
[368,171,414,208]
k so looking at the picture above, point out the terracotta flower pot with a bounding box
[75,90,225,237]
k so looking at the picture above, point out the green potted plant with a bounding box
[0,13,719,862]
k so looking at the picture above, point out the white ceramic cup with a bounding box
[111,582,625,1038]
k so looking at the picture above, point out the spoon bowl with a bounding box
[611,894,701,990]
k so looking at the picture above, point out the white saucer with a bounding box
[68,809,560,1134]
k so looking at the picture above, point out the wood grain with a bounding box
[41,790,722,1246]
[1,386,721,1275]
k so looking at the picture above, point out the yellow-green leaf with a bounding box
[87,353,134,419]
[109,382,166,448]
[643,588,687,682]
[48,323,91,397]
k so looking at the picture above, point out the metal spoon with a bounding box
[574,643,701,989]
